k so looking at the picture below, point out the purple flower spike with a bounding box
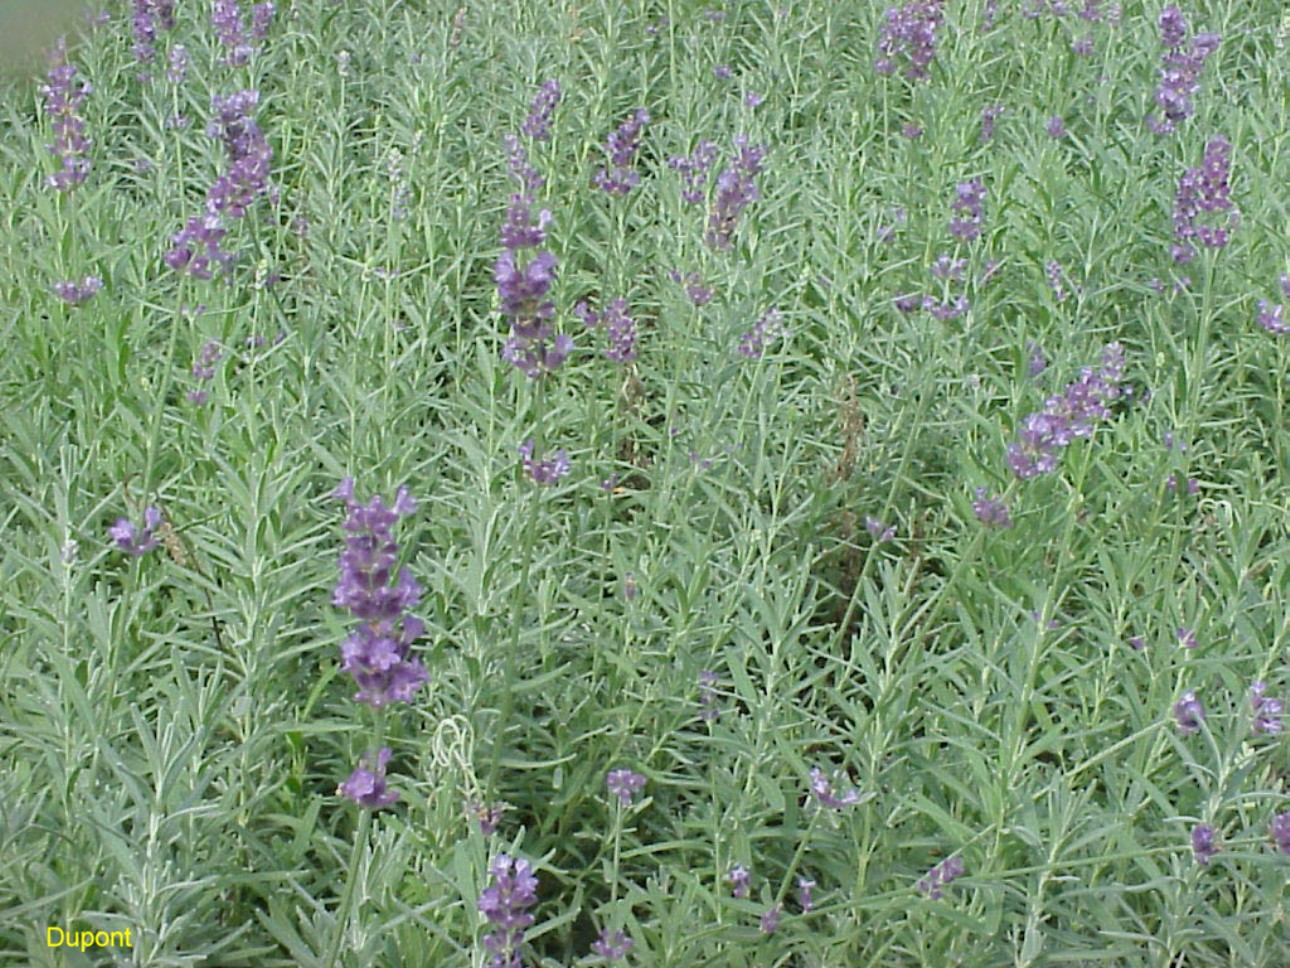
[1250,681,1284,735]
[736,307,783,359]
[1174,690,1205,734]
[1172,137,1236,264]
[875,0,946,81]
[865,516,897,541]
[917,855,965,900]
[594,109,649,196]
[1258,300,1289,336]
[759,904,782,934]
[578,298,637,363]
[949,178,987,242]
[338,747,399,809]
[726,863,751,898]
[51,276,104,306]
[606,768,647,807]
[333,479,428,708]
[1005,342,1126,480]
[697,670,721,722]
[705,134,767,251]
[517,439,571,485]
[1270,813,1290,855]
[108,506,163,556]
[1147,7,1220,135]
[40,39,93,192]
[796,877,816,913]
[478,854,539,968]
[1191,824,1219,865]
[808,767,862,811]
[971,487,1013,528]
[521,79,561,141]
[590,929,633,961]
[668,141,718,204]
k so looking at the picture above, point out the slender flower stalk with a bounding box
[917,855,965,899]
[478,854,539,968]
[1147,7,1220,135]
[705,135,767,251]
[1171,136,1236,264]
[332,477,428,708]
[1006,342,1125,479]
[594,109,649,196]
[41,39,92,192]
[875,0,946,81]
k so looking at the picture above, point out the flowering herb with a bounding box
[51,276,103,306]
[594,109,649,196]
[606,768,647,807]
[1191,824,1219,865]
[736,307,783,359]
[726,863,751,898]
[520,79,561,141]
[917,855,965,899]
[108,507,163,556]
[517,439,571,485]
[576,298,637,363]
[40,39,92,192]
[1005,343,1125,480]
[1147,7,1220,136]
[706,135,767,251]
[478,854,539,967]
[807,767,862,811]
[971,488,1013,529]
[1174,690,1205,734]
[668,141,718,204]
[949,178,987,242]
[337,747,398,809]
[1171,136,1236,264]
[759,904,782,934]
[590,929,633,961]
[332,477,428,708]
[796,877,815,913]
[1249,681,1284,735]
[875,0,945,81]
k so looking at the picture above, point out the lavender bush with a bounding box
[2,2,1287,966]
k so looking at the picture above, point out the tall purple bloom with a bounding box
[517,439,571,485]
[338,747,399,809]
[520,79,561,141]
[736,307,783,359]
[108,507,163,556]
[759,904,782,934]
[1006,343,1125,480]
[796,877,816,913]
[917,856,965,899]
[590,929,633,961]
[51,276,104,306]
[971,487,1013,528]
[1171,136,1236,263]
[949,178,987,242]
[496,136,569,378]
[1250,681,1284,735]
[668,141,718,204]
[726,864,751,898]
[576,298,637,363]
[875,0,946,81]
[40,39,92,192]
[1147,8,1220,136]
[1191,824,1219,865]
[1174,690,1205,734]
[478,854,539,968]
[332,478,428,707]
[606,768,647,807]
[1270,813,1290,856]
[594,109,649,196]
[705,135,767,251]
[807,767,862,811]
